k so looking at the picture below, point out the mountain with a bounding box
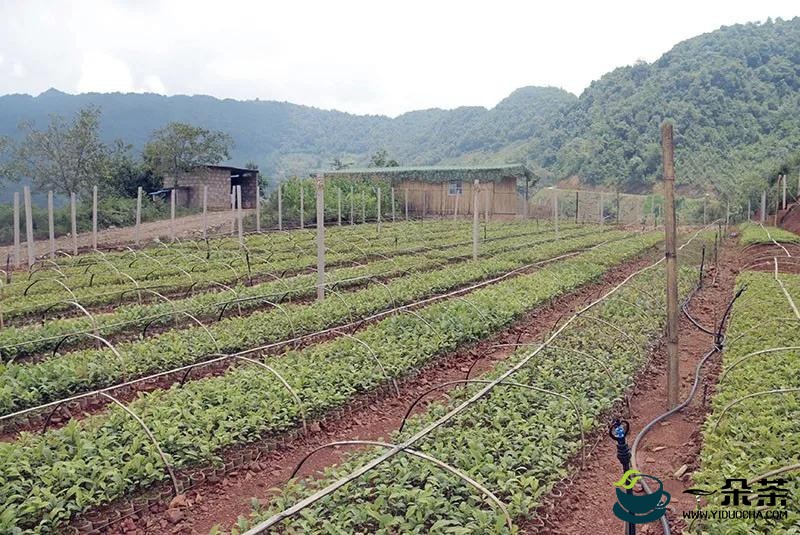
[1,17,799,199]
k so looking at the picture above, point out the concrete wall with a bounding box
[164,168,234,210]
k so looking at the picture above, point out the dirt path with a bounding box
[531,238,740,534]
[1,210,252,264]
[90,250,661,535]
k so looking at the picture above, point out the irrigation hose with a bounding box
[629,283,745,535]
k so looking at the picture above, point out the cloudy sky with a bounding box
[0,0,797,117]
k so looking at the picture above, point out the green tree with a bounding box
[5,106,112,196]
[143,122,233,177]
[369,149,399,168]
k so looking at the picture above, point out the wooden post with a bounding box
[70,192,77,255]
[761,190,766,223]
[616,192,621,225]
[299,184,304,229]
[13,192,20,268]
[277,183,283,231]
[472,180,479,260]
[404,189,409,221]
[236,185,244,247]
[747,198,751,221]
[170,188,176,242]
[797,172,800,200]
[91,185,98,250]
[47,191,55,258]
[575,191,579,223]
[23,186,35,268]
[230,192,236,235]
[256,184,261,232]
[553,189,559,237]
[202,185,208,239]
[349,186,354,225]
[599,193,604,225]
[361,191,366,224]
[337,188,342,226]
[135,187,142,245]
[725,201,730,230]
[703,197,707,225]
[661,122,679,410]
[775,178,780,226]
[376,187,381,234]
[391,187,395,222]
[453,192,459,221]
[484,187,489,223]
[782,173,787,210]
[315,174,325,301]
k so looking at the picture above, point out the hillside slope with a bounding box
[0,17,798,196]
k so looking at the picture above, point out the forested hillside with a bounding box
[0,17,798,198]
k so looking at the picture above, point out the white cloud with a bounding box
[11,61,25,78]
[0,0,798,115]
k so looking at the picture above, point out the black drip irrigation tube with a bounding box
[611,258,745,535]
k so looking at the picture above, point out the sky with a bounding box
[0,0,798,117]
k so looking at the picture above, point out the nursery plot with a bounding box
[229,234,710,534]
[0,233,660,533]
[693,269,800,533]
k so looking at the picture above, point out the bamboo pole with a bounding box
[23,186,34,267]
[553,190,559,237]
[574,191,579,224]
[761,190,766,223]
[92,185,98,250]
[47,191,55,258]
[337,188,342,226]
[13,192,20,268]
[661,122,679,410]
[599,193,604,224]
[472,180,479,260]
[256,184,261,232]
[747,198,751,221]
[202,186,208,239]
[349,186,354,225]
[300,184,304,229]
[391,187,395,222]
[277,183,283,231]
[376,187,382,234]
[70,192,77,255]
[135,187,142,245]
[236,185,244,247]
[782,173,787,210]
[315,175,325,301]
[361,191,366,224]
[170,188,176,242]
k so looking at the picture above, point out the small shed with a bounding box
[163,165,259,210]
[323,164,533,217]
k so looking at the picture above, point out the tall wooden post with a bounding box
[484,187,489,223]
[472,180,480,260]
[390,187,395,222]
[782,174,787,210]
[747,198,751,221]
[135,187,142,245]
[299,184,304,229]
[775,178,780,227]
[616,192,621,225]
[349,186,354,225]
[553,190,559,237]
[70,192,77,255]
[202,185,208,239]
[797,172,800,200]
[92,185,98,250]
[599,193,604,224]
[661,122,679,410]
[361,191,366,224]
[256,184,261,232]
[761,190,766,223]
[337,188,342,226]
[47,190,55,258]
[404,189,409,221]
[13,192,20,268]
[725,201,730,230]
[376,187,382,234]
[703,197,707,225]
[453,192,459,221]
[277,183,283,231]
[575,191,579,224]
[170,188,176,242]
[236,185,244,247]
[230,192,236,235]
[23,186,35,267]
[315,174,325,301]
